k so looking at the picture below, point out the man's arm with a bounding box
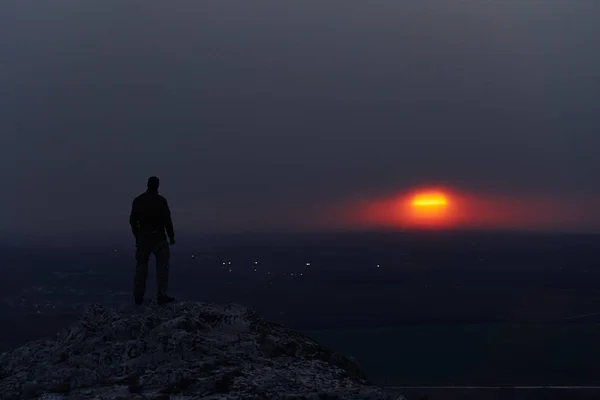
[163,198,175,243]
[129,198,139,237]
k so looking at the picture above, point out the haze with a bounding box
[2,0,600,238]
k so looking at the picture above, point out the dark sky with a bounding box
[2,1,600,237]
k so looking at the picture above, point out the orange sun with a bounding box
[405,190,452,227]
[412,192,448,208]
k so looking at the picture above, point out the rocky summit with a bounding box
[0,301,407,400]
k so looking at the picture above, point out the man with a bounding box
[129,176,176,306]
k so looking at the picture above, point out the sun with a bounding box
[405,190,452,226]
[412,192,448,208]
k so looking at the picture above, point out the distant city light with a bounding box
[254,268,257,272]
[306,262,311,266]
[300,273,303,276]
[254,261,259,265]
[377,264,380,268]
[228,262,232,265]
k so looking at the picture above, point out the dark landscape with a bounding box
[2,231,600,395]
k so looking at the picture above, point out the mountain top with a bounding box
[0,301,406,400]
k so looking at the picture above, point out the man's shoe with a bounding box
[157,295,175,305]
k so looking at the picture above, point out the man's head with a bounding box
[147,176,160,191]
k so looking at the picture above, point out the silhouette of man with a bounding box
[129,176,176,305]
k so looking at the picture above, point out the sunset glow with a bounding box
[353,187,462,230]
[350,186,600,233]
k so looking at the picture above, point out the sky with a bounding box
[2,0,600,238]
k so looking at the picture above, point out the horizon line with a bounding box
[6,226,600,237]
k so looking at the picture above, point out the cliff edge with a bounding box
[0,301,406,400]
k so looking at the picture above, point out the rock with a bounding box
[21,382,45,399]
[0,301,406,399]
[50,381,71,394]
